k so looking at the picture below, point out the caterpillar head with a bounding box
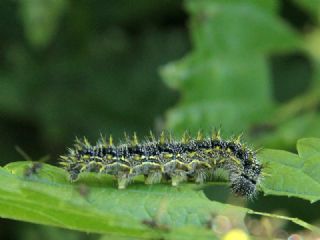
[230,162,262,198]
[230,174,257,198]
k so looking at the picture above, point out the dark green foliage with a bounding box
[0,0,187,165]
[2,0,320,239]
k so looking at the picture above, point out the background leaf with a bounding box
[19,0,68,48]
[161,0,300,136]
[260,138,320,203]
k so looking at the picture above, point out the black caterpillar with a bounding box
[60,131,262,198]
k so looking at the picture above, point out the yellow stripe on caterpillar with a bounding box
[60,131,263,198]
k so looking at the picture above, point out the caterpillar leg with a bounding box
[145,171,162,185]
[188,160,211,184]
[117,172,132,189]
[194,170,207,184]
[69,170,80,181]
[171,170,187,186]
[230,173,257,198]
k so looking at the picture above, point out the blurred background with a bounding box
[1,0,320,239]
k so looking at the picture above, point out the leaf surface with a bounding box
[259,138,320,203]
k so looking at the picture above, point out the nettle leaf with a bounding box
[259,138,320,203]
[161,0,300,136]
[0,160,319,237]
[0,161,239,239]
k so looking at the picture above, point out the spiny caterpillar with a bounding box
[60,131,263,198]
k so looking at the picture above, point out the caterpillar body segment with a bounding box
[60,131,262,198]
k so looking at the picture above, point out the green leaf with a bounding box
[259,138,320,203]
[161,0,300,136]
[298,137,320,159]
[1,161,319,237]
[185,0,299,56]
[20,0,67,48]
[0,161,240,238]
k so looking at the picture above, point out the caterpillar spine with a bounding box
[60,130,263,198]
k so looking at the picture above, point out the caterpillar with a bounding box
[60,131,262,198]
